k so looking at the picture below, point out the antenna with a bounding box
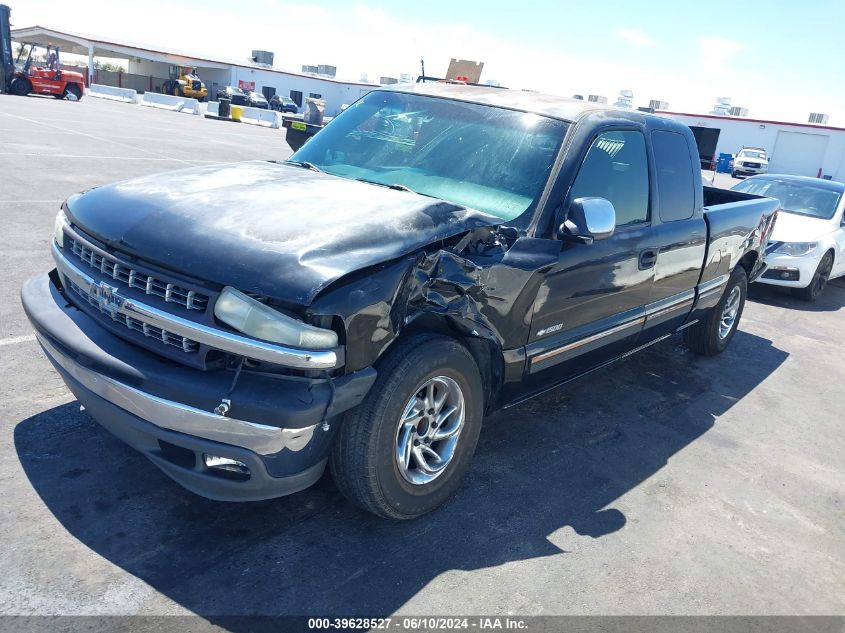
[420,58,425,83]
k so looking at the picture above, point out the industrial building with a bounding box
[10,25,378,115]
[658,110,845,181]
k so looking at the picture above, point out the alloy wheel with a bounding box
[394,376,465,485]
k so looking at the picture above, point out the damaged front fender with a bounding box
[310,229,560,408]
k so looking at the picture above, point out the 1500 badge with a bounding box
[536,323,563,337]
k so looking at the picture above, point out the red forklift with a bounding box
[6,42,85,100]
[1,4,84,100]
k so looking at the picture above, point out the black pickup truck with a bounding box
[22,84,779,519]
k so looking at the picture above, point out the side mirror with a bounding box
[557,197,616,245]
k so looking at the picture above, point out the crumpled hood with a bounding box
[770,210,834,243]
[66,161,501,305]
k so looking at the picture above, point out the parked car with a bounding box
[22,84,779,519]
[732,147,769,178]
[269,95,298,113]
[215,85,249,106]
[245,91,269,109]
[732,174,845,301]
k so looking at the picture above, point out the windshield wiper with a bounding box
[285,160,324,173]
[354,178,423,195]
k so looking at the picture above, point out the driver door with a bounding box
[523,129,656,392]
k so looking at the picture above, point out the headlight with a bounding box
[214,287,338,349]
[772,242,818,257]
[54,209,68,247]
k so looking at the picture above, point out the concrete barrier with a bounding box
[205,101,219,117]
[239,106,282,129]
[88,84,138,104]
[141,91,200,115]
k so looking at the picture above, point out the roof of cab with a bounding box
[379,82,618,122]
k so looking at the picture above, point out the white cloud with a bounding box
[697,36,742,74]
[616,28,654,46]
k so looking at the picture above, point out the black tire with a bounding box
[795,252,834,302]
[10,77,31,96]
[330,334,484,519]
[731,171,738,178]
[64,84,82,101]
[684,266,748,356]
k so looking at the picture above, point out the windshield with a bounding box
[738,150,766,159]
[290,91,569,222]
[732,178,841,219]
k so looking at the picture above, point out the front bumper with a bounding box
[733,164,768,176]
[21,273,377,501]
[756,252,820,288]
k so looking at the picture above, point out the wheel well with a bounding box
[392,316,503,413]
[738,251,758,275]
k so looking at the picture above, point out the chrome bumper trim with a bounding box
[52,241,341,370]
[36,333,317,456]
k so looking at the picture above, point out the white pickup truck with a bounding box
[732,147,769,178]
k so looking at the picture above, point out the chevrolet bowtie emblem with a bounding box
[91,281,124,316]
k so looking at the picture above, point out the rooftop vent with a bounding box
[251,50,274,66]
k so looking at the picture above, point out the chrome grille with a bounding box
[68,279,199,353]
[67,236,208,311]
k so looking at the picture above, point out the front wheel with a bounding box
[64,84,82,101]
[795,252,833,302]
[330,334,484,519]
[684,266,748,356]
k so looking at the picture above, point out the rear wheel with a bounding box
[10,77,31,96]
[684,266,748,356]
[795,252,833,302]
[330,334,484,519]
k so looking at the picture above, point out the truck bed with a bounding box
[703,185,764,208]
[700,186,780,285]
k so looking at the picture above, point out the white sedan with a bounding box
[731,175,845,301]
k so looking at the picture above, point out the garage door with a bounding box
[768,131,829,177]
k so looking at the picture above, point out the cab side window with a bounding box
[569,131,649,226]
[652,130,695,222]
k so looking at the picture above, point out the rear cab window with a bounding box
[651,130,695,222]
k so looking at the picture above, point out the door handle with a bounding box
[639,248,658,270]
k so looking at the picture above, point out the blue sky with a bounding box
[14,0,845,123]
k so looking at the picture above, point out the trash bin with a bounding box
[218,97,231,118]
[230,105,243,122]
[716,153,733,173]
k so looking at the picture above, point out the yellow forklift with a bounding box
[161,65,207,102]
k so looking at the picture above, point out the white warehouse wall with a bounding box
[661,112,845,181]
[126,58,375,114]
[229,66,375,116]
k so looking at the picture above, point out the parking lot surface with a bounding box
[1,95,843,619]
